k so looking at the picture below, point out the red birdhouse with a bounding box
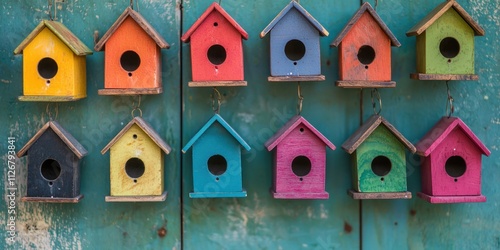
[265,116,335,199]
[416,117,491,203]
[331,2,400,88]
[95,7,169,95]
[181,2,248,87]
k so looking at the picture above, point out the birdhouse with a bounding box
[17,122,87,203]
[265,116,335,199]
[181,2,249,87]
[182,114,251,198]
[415,117,490,203]
[101,117,171,202]
[14,20,92,101]
[260,1,329,82]
[406,0,485,80]
[342,115,416,199]
[95,7,169,95]
[330,2,400,88]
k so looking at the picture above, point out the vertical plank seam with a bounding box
[179,0,185,249]
[359,89,364,250]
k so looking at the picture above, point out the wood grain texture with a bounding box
[417,192,486,203]
[188,81,247,87]
[348,190,412,200]
[410,73,479,80]
[98,88,163,95]
[268,75,325,82]
[105,191,167,202]
[336,80,396,88]
[18,96,86,102]
[22,195,84,203]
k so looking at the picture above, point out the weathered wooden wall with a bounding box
[1,0,499,249]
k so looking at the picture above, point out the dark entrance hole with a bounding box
[285,39,306,62]
[440,37,460,59]
[207,45,227,65]
[371,156,392,177]
[125,157,145,179]
[120,50,141,72]
[445,156,466,178]
[208,155,227,175]
[292,156,311,177]
[38,57,58,79]
[357,45,376,65]
[41,159,61,181]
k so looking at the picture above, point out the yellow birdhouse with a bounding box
[14,20,92,101]
[101,117,171,202]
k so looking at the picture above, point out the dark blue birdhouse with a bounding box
[261,0,329,82]
[17,121,87,203]
[182,114,251,198]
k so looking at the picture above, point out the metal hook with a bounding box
[297,82,304,115]
[445,81,454,118]
[211,87,222,114]
[131,95,142,118]
[219,0,222,5]
[374,0,378,10]
[48,0,53,20]
[130,0,134,9]
[371,88,382,115]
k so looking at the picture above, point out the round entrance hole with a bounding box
[208,155,227,176]
[357,45,376,65]
[38,57,58,79]
[285,39,306,62]
[41,159,61,181]
[440,37,460,59]
[445,156,466,178]
[120,51,141,72]
[125,158,145,179]
[371,156,391,176]
[292,156,311,177]
[207,45,227,65]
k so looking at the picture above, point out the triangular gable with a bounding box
[95,7,169,51]
[101,117,171,154]
[331,2,400,47]
[415,116,490,157]
[17,121,88,159]
[406,0,484,37]
[342,115,416,154]
[14,20,93,55]
[181,2,248,42]
[265,115,335,151]
[260,1,329,38]
[182,114,251,153]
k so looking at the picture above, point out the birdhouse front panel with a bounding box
[23,27,86,99]
[353,125,407,192]
[418,9,475,75]
[270,8,321,76]
[104,17,162,89]
[191,123,243,195]
[274,127,326,195]
[339,12,392,82]
[189,11,244,82]
[109,124,164,196]
[26,129,81,198]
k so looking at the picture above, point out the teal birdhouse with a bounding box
[342,115,416,199]
[182,114,251,198]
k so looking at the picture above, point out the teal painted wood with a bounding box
[0,0,181,248]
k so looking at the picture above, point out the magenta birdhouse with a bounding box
[265,116,335,199]
[415,117,491,203]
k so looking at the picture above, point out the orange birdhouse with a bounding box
[331,2,400,88]
[95,7,169,95]
[181,2,248,87]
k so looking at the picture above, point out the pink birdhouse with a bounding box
[416,117,491,203]
[265,116,335,199]
[181,2,248,87]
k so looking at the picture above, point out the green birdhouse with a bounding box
[342,115,416,199]
[406,0,485,80]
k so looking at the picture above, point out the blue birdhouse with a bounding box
[182,114,251,198]
[261,0,329,82]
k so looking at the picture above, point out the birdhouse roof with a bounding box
[181,2,248,43]
[182,114,251,153]
[101,117,171,155]
[265,115,335,151]
[95,7,169,51]
[17,121,88,159]
[406,0,485,37]
[14,20,93,55]
[415,116,490,157]
[330,2,400,47]
[342,115,416,154]
[260,1,329,38]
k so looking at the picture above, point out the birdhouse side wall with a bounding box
[191,123,243,193]
[422,9,475,74]
[73,54,87,98]
[269,8,321,76]
[274,127,326,193]
[189,11,244,81]
[339,12,392,81]
[109,124,164,196]
[23,28,79,97]
[354,126,407,192]
[428,127,482,196]
[26,129,80,198]
[419,154,434,195]
[104,17,162,89]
